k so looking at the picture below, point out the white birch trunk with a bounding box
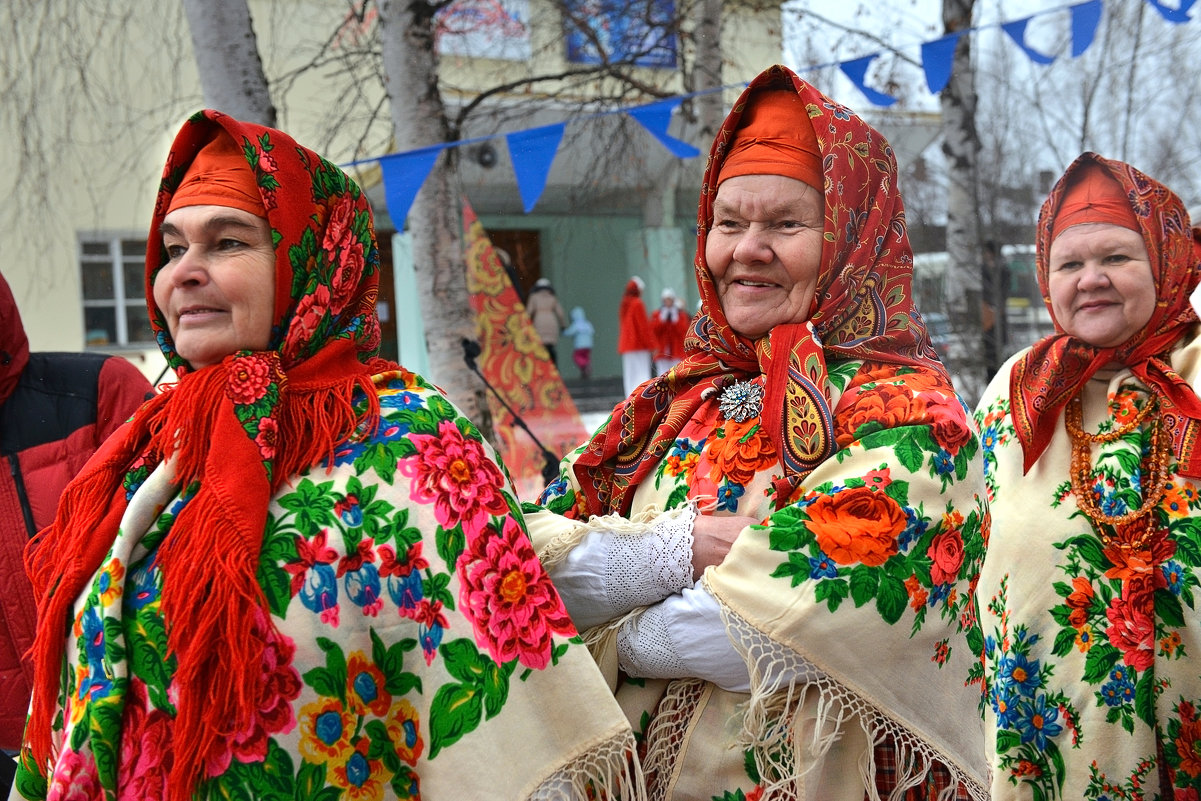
[939,0,984,401]
[181,0,275,127]
[377,0,486,428]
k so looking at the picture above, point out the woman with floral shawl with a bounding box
[526,65,989,800]
[974,152,1201,799]
[12,110,638,801]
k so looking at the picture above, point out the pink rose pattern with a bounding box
[399,419,510,533]
[457,515,577,669]
[18,378,585,800]
[975,388,1201,799]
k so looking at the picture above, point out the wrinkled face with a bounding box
[154,204,276,369]
[1047,222,1156,348]
[705,174,824,339]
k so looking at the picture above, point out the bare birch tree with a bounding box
[181,0,277,127]
[939,0,984,400]
[376,0,486,424]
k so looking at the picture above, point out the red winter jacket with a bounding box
[617,279,653,355]
[0,277,152,750]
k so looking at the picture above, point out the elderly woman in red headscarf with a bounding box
[11,111,638,801]
[527,65,989,800]
[974,152,1201,799]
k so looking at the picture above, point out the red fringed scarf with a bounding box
[23,110,395,799]
[573,65,951,516]
[1009,152,1201,477]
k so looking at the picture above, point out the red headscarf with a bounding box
[1010,151,1201,475]
[24,110,394,797]
[573,65,949,515]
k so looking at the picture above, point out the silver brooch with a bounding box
[718,380,763,422]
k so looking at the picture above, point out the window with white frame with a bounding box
[79,235,155,347]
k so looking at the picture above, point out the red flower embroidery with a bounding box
[255,417,279,461]
[457,516,576,669]
[205,610,302,774]
[117,680,171,801]
[400,419,509,533]
[1105,587,1156,672]
[806,485,906,567]
[226,354,275,405]
[928,529,965,585]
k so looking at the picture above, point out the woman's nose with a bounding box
[169,248,207,286]
[1077,262,1111,289]
[731,227,772,264]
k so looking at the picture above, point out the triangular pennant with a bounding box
[626,98,701,158]
[378,145,445,227]
[920,32,962,94]
[506,123,565,213]
[1001,17,1056,65]
[839,54,898,107]
[1144,0,1194,22]
[1070,0,1103,56]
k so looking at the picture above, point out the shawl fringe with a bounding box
[528,728,647,801]
[718,593,988,801]
[639,678,709,801]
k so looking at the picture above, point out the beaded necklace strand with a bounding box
[1065,392,1172,552]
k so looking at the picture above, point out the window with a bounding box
[79,235,155,347]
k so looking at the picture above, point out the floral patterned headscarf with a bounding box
[25,110,394,797]
[1010,152,1201,475]
[573,64,948,515]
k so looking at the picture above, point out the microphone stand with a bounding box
[461,338,561,486]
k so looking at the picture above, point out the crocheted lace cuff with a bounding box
[616,601,687,679]
[603,504,696,615]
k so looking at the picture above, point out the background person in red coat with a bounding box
[651,287,690,375]
[0,272,152,793]
[617,276,653,395]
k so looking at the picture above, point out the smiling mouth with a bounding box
[734,279,776,288]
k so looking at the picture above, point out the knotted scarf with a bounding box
[24,109,395,798]
[1010,152,1201,476]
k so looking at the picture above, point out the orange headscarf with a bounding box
[572,65,948,515]
[166,130,265,217]
[717,89,822,191]
[1049,163,1138,240]
[1010,152,1201,475]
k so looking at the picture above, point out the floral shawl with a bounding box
[975,157,1201,799]
[534,65,989,799]
[977,329,1201,799]
[18,110,637,800]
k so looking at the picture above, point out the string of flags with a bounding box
[346,0,1194,223]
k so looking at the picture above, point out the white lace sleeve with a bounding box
[548,505,697,630]
[616,585,752,693]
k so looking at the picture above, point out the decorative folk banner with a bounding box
[365,0,1193,224]
[461,199,589,500]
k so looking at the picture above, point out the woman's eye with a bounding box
[218,238,246,250]
[164,244,186,260]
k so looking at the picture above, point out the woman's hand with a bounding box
[691,514,758,580]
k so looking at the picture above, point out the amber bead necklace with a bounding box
[1064,392,1172,551]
